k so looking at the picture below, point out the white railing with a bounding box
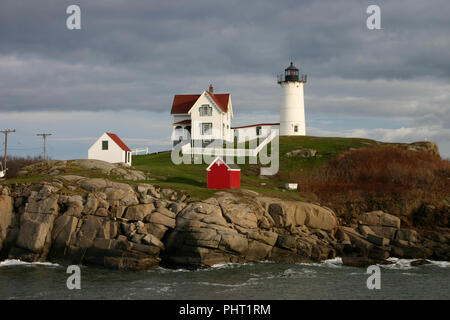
[183,129,278,157]
[131,147,149,155]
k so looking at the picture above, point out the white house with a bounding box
[171,84,233,148]
[232,123,280,143]
[88,132,132,166]
[170,62,306,149]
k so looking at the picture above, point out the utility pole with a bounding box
[0,129,16,172]
[36,133,52,161]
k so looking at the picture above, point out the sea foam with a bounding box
[0,259,59,267]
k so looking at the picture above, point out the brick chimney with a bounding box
[208,84,214,94]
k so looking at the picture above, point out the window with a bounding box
[199,105,212,116]
[201,123,212,135]
[202,139,212,147]
[102,140,108,150]
[256,126,262,136]
[294,125,298,133]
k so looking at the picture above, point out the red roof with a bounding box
[173,120,191,125]
[171,92,230,114]
[231,123,280,129]
[106,133,131,152]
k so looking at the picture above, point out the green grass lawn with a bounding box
[1,136,381,201]
[132,136,380,200]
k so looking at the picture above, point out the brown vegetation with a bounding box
[292,146,450,227]
[0,156,43,178]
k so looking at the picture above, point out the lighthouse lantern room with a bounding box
[278,62,307,136]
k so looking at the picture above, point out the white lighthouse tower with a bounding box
[278,62,307,136]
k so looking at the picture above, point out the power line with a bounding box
[36,133,52,161]
[0,129,16,172]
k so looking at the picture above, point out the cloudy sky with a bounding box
[1,0,449,159]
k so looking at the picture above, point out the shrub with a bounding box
[293,146,450,225]
[0,155,43,178]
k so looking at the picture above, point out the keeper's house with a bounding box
[88,132,132,166]
[171,84,233,148]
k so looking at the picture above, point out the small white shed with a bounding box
[88,132,132,166]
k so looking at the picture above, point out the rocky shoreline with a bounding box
[0,169,449,270]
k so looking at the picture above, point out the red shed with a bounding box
[206,157,240,189]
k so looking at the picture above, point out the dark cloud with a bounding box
[0,0,449,133]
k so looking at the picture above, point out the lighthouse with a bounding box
[278,62,307,136]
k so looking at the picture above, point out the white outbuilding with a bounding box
[88,132,132,166]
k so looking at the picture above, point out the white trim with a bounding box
[206,156,227,171]
[187,91,223,116]
[206,156,240,172]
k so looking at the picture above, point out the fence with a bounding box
[131,147,149,155]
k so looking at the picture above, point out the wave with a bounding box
[0,259,60,267]
[381,258,450,270]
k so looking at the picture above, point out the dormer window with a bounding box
[199,105,212,116]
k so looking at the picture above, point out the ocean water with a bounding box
[0,258,449,300]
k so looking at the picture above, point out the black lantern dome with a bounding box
[285,62,299,81]
[278,62,307,83]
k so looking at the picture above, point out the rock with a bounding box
[359,211,400,228]
[368,246,390,260]
[83,194,99,215]
[145,223,168,239]
[16,214,54,253]
[245,240,272,261]
[342,256,389,268]
[142,233,165,249]
[60,195,83,217]
[262,198,337,231]
[358,225,375,236]
[52,215,78,248]
[396,229,419,243]
[154,207,176,219]
[25,196,59,215]
[367,234,390,246]
[410,259,431,266]
[0,195,14,251]
[342,227,373,251]
[218,232,248,254]
[124,204,155,221]
[145,211,176,229]
[131,234,144,244]
[78,216,103,244]
[286,148,317,158]
[241,229,278,247]
[217,194,259,229]
[276,235,297,250]
[367,225,397,240]
[168,202,186,214]
[80,178,108,192]
[401,245,433,259]
[335,228,351,243]
[121,223,136,238]
[305,207,337,231]
[406,141,440,157]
